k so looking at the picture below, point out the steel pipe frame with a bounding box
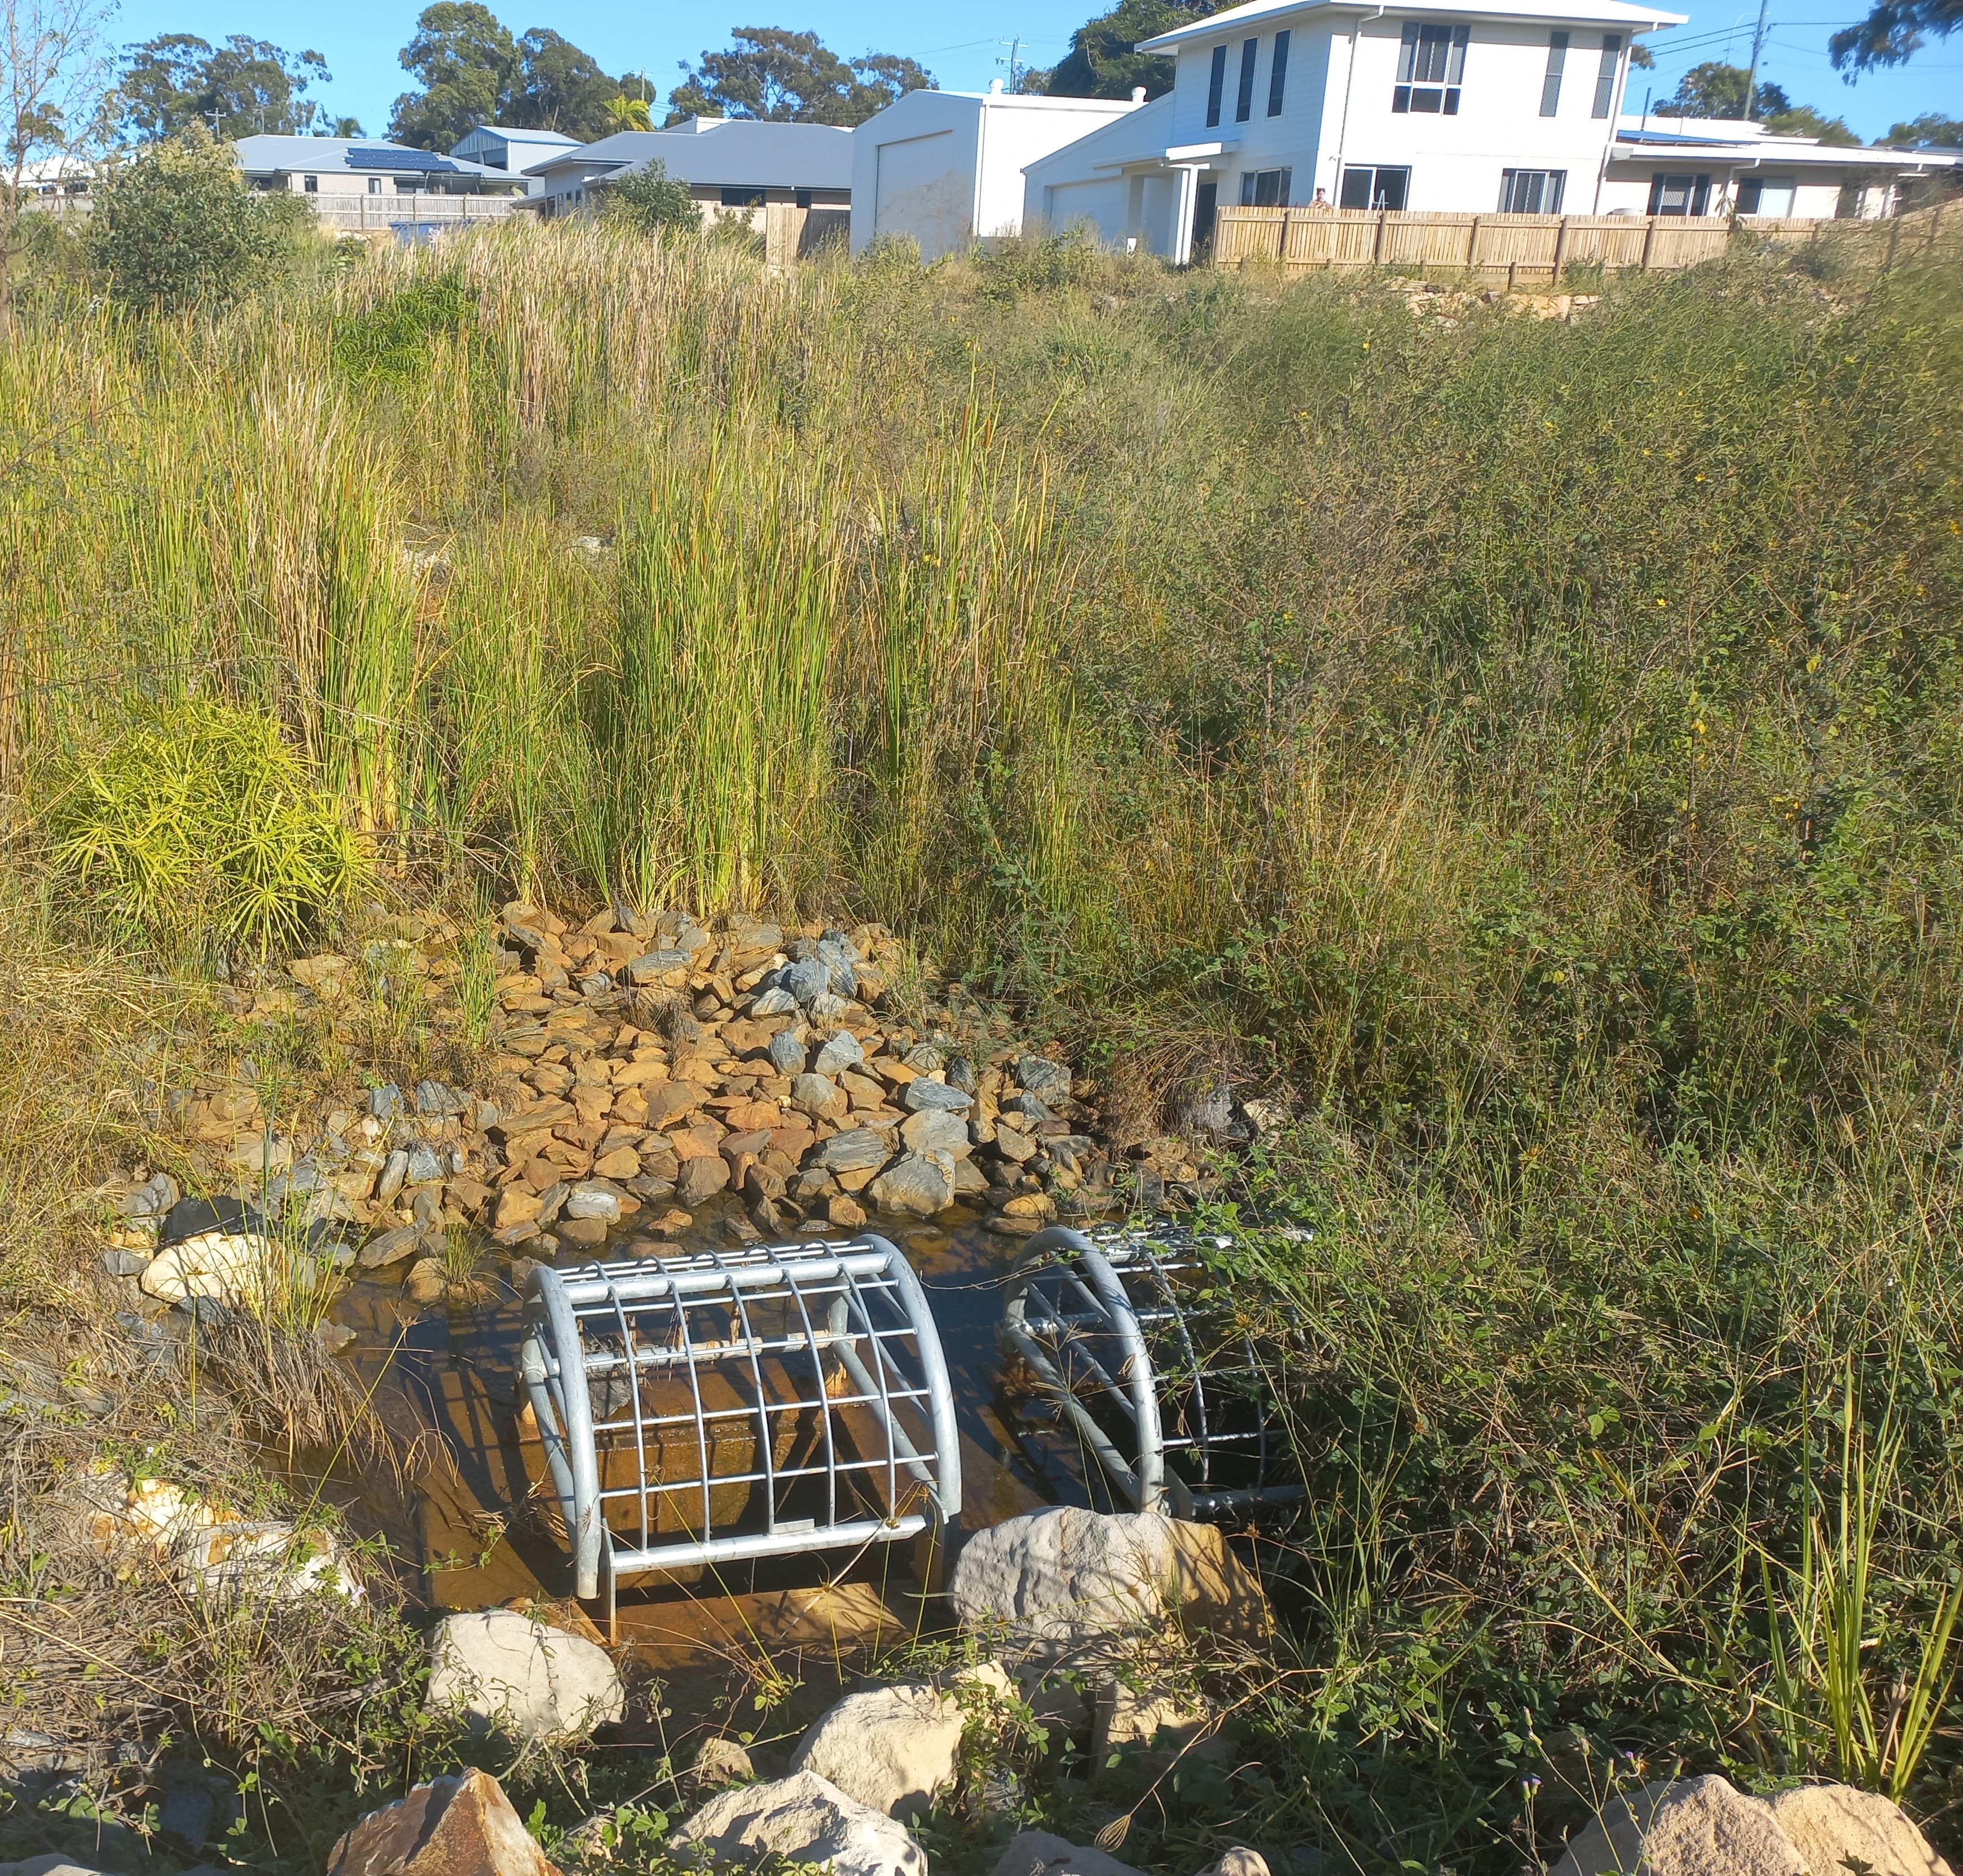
[520,1234,961,1598]
[1001,1223,1301,1518]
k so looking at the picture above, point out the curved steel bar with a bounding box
[522,1264,604,1598]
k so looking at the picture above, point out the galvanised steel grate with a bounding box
[519,1237,961,1604]
[1000,1224,1301,1518]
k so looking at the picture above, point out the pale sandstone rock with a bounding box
[793,1664,1011,1818]
[672,1770,925,1876]
[1766,1785,1956,1876]
[1551,1776,1806,1876]
[426,1610,624,1743]
[989,1830,1145,1876]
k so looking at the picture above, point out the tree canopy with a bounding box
[1654,61,1856,142]
[667,28,933,126]
[1040,0,1212,100]
[1830,0,1960,69]
[389,3,639,149]
[1881,109,1963,144]
[86,128,279,310]
[113,33,336,140]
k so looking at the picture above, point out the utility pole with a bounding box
[1743,0,1771,116]
[998,36,1024,90]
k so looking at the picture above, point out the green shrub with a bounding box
[598,161,700,237]
[47,700,366,956]
[84,129,280,313]
[333,272,476,381]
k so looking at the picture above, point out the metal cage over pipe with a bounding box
[519,1236,961,1599]
[1000,1224,1300,1518]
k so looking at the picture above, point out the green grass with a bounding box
[3,220,1963,1874]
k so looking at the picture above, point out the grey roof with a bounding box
[451,125,583,161]
[232,135,507,179]
[523,118,852,190]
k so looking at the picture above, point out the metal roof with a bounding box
[232,135,507,179]
[1139,0,1688,49]
[1613,128,1963,166]
[523,118,853,190]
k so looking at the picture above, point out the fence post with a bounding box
[1466,214,1481,272]
[1640,216,1656,271]
[1372,210,1386,264]
[1885,216,1900,271]
[1551,214,1568,284]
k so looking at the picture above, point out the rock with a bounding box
[945,1057,978,1095]
[998,1191,1056,1222]
[367,1084,405,1122]
[102,1248,149,1277]
[677,1156,731,1205]
[626,949,696,982]
[359,1223,426,1269]
[989,1831,1144,1876]
[780,959,830,1006]
[868,1151,955,1217]
[813,1031,865,1077]
[903,1079,972,1113]
[768,1031,808,1075]
[426,1609,626,1743]
[404,1144,446,1186]
[690,1736,756,1789]
[673,1770,925,1876]
[414,1080,469,1117]
[793,1073,847,1119]
[1171,1078,1234,1137]
[404,1259,448,1306]
[1551,1777,1806,1876]
[828,1193,868,1231]
[811,1129,892,1174]
[139,1229,282,1310]
[0,1859,117,1876]
[947,1508,1270,1655]
[1763,1788,1953,1876]
[325,1766,557,1876]
[1239,1099,1289,1140]
[1018,1056,1073,1101]
[903,1045,944,1073]
[563,1184,621,1223]
[375,1150,410,1205]
[1093,1675,1222,1769]
[1197,1852,1270,1876]
[994,1124,1039,1164]
[900,1109,971,1158]
[750,987,799,1018]
[793,1667,1009,1819]
[124,1170,181,1218]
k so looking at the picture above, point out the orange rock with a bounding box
[327,1767,560,1876]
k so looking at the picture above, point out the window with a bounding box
[1206,43,1227,127]
[1267,30,1291,115]
[367,176,382,194]
[1499,168,1565,213]
[795,188,813,208]
[302,173,318,192]
[1238,166,1293,206]
[1235,38,1258,120]
[1592,35,1622,118]
[1340,165,1410,209]
[720,186,765,207]
[1393,22,1467,113]
[1647,172,1711,216]
[1736,175,1796,216]
[1539,31,1568,116]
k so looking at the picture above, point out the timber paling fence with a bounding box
[1211,197,1961,280]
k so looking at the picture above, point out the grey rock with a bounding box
[412,1186,442,1225]
[375,1149,410,1205]
[404,1145,445,1186]
[102,1248,149,1277]
[869,1151,956,1218]
[124,1171,181,1219]
[816,939,859,998]
[903,1079,971,1113]
[159,1783,214,1848]
[811,1129,892,1174]
[176,1296,230,1330]
[674,1771,925,1876]
[902,1045,944,1073]
[728,920,783,954]
[627,950,695,982]
[945,1057,978,1096]
[813,1031,865,1077]
[367,1084,405,1122]
[359,1224,425,1269]
[578,972,612,998]
[781,958,830,1006]
[900,1109,971,1158]
[768,1030,808,1075]
[808,991,850,1021]
[750,987,800,1018]
[564,1184,621,1223]
[792,1073,843,1118]
[426,1610,625,1743]
[1018,1056,1073,1101]
[1172,1077,1234,1136]
[415,1079,469,1117]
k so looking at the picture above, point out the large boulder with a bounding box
[947,1508,1270,1656]
[327,1767,557,1876]
[1552,1777,1807,1876]
[792,1665,1010,1818]
[426,1610,624,1743]
[1764,1786,1955,1876]
[672,1770,925,1876]
[989,1831,1144,1876]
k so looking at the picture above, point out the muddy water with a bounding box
[307,1201,1111,1742]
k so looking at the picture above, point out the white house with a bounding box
[1024,0,1688,258]
[233,135,521,201]
[851,83,1147,258]
[522,118,852,225]
[1602,117,1961,218]
[449,125,582,195]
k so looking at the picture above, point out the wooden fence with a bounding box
[1211,197,1960,281]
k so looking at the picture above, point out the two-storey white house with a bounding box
[1023,0,1688,258]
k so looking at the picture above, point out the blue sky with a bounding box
[107,0,1960,143]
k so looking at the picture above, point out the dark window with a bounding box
[1192,179,1219,251]
[303,173,318,192]
[1592,34,1622,117]
[1393,21,1467,113]
[1539,30,1568,116]
[1647,172,1711,216]
[1235,37,1258,120]
[720,186,765,207]
[1206,44,1227,127]
[368,176,382,195]
[1238,166,1293,206]
[795,188,812,208]
[1340,165,1410,210]
[1498,168,1565,212]
[1736,174,1795,215]
[1267,30,1290,115]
